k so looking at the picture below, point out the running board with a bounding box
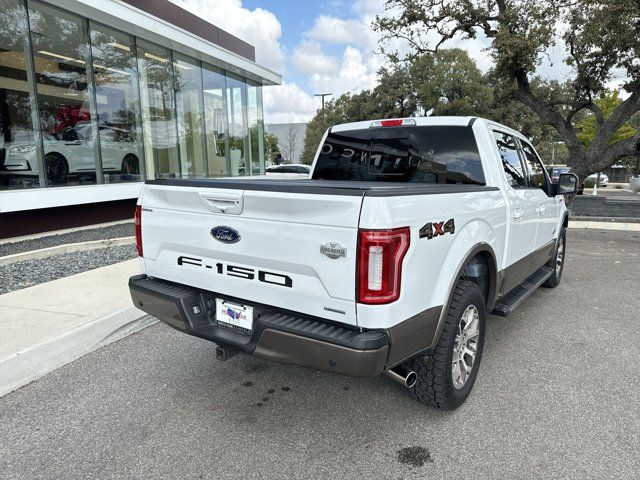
[491,266,554,317]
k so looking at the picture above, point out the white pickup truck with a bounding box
[129,116,578,410]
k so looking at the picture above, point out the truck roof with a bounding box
[329,116,521,138]
[330,116,476,132]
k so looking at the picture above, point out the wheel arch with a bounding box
[429,242,498,351]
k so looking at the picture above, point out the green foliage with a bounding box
[582,177,606,188]
[301,49,560,165]
[373,0,640,178]
[575,91,637,147]
[263,130,279,163]
[410,49,492,116]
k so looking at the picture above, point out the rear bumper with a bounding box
[129,274,389,378]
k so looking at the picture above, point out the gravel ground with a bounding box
[0,244,136,294]
[0,229,638,479]
[0,222,134,257]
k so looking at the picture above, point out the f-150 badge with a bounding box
[320,242,346,259]
[420,219,455,239]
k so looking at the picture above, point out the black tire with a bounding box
[120,154,140,176]
[408,279,486,410]
[542,228,566,288]
[45,153,68,184]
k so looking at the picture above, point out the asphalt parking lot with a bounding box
[1,229,639,480]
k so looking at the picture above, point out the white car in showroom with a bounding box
[0,122,142,185]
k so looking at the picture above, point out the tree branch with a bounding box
[514,75,584,155]
[587,87,640,158]
[591,131,640,172]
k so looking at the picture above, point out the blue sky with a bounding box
[172,0,579,123]
[173,0,387,122]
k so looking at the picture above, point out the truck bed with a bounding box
[146,178,498,197]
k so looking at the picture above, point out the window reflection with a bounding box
[226,73,248,176]
[137,39,179,179]
[28,0,95,187]
[90,23,144,183]
[0,1,266,191]
[0,0,38,190]
[202,63,228,177]
[494,131,526,189]
[247,80,264,175]
[174,53,206,178]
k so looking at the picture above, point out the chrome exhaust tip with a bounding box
[385,365,417,389]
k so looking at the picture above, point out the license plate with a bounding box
[215,299,253,333]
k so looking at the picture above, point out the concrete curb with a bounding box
[0,307,157,398]
[0,219,134,245]
[568,220,640,232]
[0,236,135,266]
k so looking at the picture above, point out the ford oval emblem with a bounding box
[210,226,241,244]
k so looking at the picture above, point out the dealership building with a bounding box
[0,0,281,214]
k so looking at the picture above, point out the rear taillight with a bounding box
[135,205,143,257]
[357,227,410,304]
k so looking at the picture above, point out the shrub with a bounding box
[583,177,606,188]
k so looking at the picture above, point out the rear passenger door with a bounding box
[492,131,539,292]
[518,139,559,270]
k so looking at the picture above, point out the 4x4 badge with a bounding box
[320,242,346,259]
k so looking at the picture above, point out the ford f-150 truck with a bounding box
[129,116,578,410]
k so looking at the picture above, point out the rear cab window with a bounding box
[312,125,485,185]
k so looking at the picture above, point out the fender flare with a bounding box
[429,242,498,351]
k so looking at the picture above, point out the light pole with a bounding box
[314,93,332,125]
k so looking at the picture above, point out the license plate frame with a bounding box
[215,299,254,334]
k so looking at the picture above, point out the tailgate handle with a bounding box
[199,190,244,215]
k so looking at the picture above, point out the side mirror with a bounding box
[558,173,579,195]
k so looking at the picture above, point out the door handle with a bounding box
[198,190,244,214]
[512,209,524,220]
[536,206,547,214]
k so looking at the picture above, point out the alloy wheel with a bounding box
[452,304,480,389]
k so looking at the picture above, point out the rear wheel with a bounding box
[543,228,566,288]
[407,279,486,410]
[45,153,68,185]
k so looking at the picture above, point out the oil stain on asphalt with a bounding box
[396,446,433,467]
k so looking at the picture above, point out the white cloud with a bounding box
[263,82,318,123]
[309,46,380,95]
[352,0,385,18]
[292,40,340,75]
[304,15,376,48]
[169,0,285,72]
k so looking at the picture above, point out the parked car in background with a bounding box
[586,172,608,187]
[550,166,584,195]
[550,167,572,182]
[265,164,311,178]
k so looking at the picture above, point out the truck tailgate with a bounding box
[140,183,363,325]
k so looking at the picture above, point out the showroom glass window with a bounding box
[89,22,144,183]
[0,0,39,190]
[174,53,206,178]
[28,0,96,187]
[137,39,179,179]
[246,80,264,175]
[201,63,228,177]
[225,72,249,176]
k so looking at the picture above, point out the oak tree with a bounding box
[374,0,640,178]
